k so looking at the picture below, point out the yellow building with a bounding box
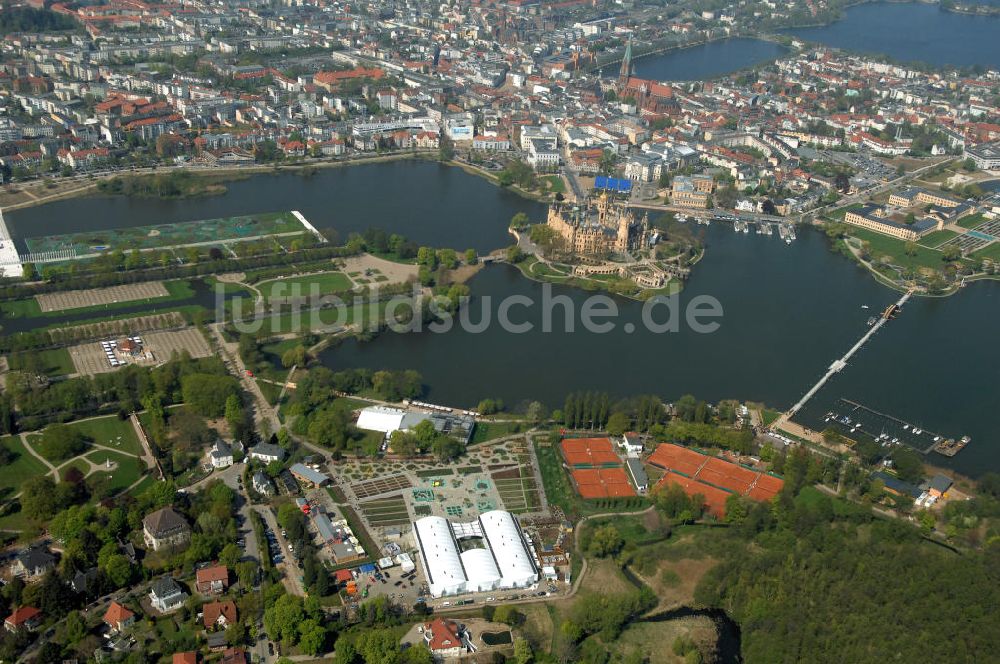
[671,175,714,209]
[844,204,922,241]
[546,193,648,256]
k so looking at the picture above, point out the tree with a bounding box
[525,401,547,425]
[510,212,530,229]
[506,245,524,263]
[281,344,307,368]
[941,244,962,262]
[181,373,240,417]
[588,524,624,558]
[219,543,241,569]
[493,604,523,626]
[20,476,61,520]
[606,411,630,437]
[264,593,305,646]
[39,424,87,462]
[513,637,534,664]
[297,619,327,656]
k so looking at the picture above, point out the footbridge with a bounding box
[785,290,913,419]
[0,208,24,278]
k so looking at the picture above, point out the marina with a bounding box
[825,398,971,457]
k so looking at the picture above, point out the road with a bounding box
[254,504,307,598]
[207,322,280,435]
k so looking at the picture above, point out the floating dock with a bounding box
[826,398,970,457]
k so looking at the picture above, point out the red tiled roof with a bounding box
[424,618,462,651]
[203,601,237,629]
[103,601,135,627]
[196,565,228,585]
[5,606,41,627]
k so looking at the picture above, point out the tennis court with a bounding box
[570,468,636,499]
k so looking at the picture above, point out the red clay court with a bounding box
[646,443,708,477]
[560,437,623,468]
[657,472,731,517]
[649,443,785,517]
[571,467,636,499]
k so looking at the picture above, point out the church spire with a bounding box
[618,36,633,89]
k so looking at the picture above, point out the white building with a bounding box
[414,510,538,598]
[356,406,407,433]
[209,439,233,469]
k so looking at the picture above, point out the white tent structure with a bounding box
[355,406,407,433]
[414,510,539,598]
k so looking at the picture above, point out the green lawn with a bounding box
[0,280,195,320]
[247,300,390,335]
[972,242,1000,262]
[956,213,987,230]
[918,230,959,249]
[259,271,353,301]
[0,436,50,499]
[846,228,958,271]
[0,298,42,318]
[470,421,523,445]
[543,175,566,194]
[5,347,75,377]
[761,409,781,428]
[83,451,145,495]
[63,416,143,456]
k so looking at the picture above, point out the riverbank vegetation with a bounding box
[96,171,231,199]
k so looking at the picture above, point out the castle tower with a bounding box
[618,37,633,90]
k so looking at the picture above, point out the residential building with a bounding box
[209,440,233,469]
[143,507,191,551]
[103,602,136,633]
[252,471,275,496]
[203,600,237,630]
[422,617,467,660]
[12,546,56,579]
[172,653,198,664]
[150,577,187,613]
[248,442,285,463]
[4,607,42,633]
[196,565,229,594]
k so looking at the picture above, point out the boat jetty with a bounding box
[824,398,971,457]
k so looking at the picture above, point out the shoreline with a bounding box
[5,151,996,300]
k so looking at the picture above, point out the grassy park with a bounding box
[0,436,49,499]
[259,271,354,301]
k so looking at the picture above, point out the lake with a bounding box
[5,162,1000,476]
[621,37,788,81]
[785,2,1000,69]
[5,160,544,254]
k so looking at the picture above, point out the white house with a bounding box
[149,577,186,613]
[209,440,233,469]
